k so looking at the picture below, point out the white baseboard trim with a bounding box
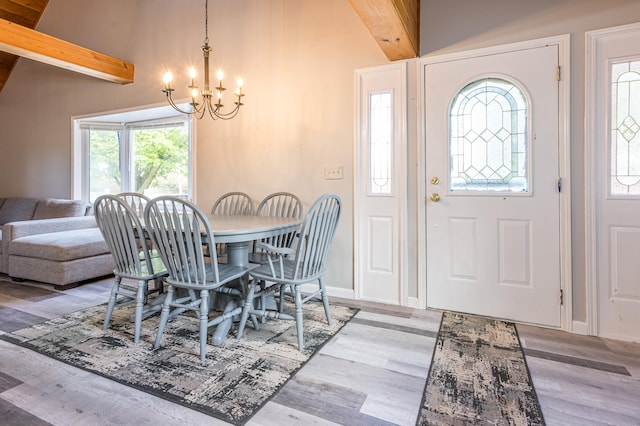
[572,320,589,335]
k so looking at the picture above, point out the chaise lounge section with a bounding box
[0,197,115,290]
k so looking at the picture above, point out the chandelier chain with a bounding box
[204,0,209,45]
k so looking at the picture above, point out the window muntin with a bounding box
[449,77,529,193]
[610,60,640,196]
[369,91,393,195]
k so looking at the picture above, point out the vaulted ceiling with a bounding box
[0,0,418,94]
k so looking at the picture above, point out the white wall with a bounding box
[420,0,640,321]
[0,0,387,292]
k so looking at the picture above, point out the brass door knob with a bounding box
[430,193,440,202]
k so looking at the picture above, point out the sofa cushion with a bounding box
[9,228,110,262]
[0,198,39,225]
[32,198,86,220]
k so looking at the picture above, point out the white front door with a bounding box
[587,23,640,342]
[424,44,562,327]
[354,63,408,305]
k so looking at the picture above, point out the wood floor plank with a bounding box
[291,353,426,424]
[249,402,342,425]
[0,371,22,392]
[0,398,52,426]
[527,356,640,423]
[319,322,433,377]
[0,306,48,332]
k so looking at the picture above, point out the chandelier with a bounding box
[162,0,244,120]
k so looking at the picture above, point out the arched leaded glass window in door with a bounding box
[449,77,529,192]
[610,60,640,196]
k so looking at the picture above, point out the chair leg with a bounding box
[279,284,285,313]
[319,278,332,326]
[103,276,121,332]
[259,280,268,324]
[294,287,304,350]
[154,285,175,350]
[237,279,257,339]
[199,289,210,361]
[133,280,146,344]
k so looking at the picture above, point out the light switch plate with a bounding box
[324,165,343,180]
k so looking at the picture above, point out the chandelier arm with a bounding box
[193,105,207,120]
[217,103,242,116]
[209,104,241,120]
[164,91,196,115]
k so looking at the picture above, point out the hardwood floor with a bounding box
[0,276,639,425]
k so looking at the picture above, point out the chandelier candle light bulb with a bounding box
[163,71,173,90]
[161,0,245,120]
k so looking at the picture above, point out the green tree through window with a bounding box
[132,126,188,194]
[78,112,192,202]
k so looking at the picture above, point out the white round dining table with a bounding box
[207,214,301,268]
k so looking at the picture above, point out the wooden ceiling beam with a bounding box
[0,17,134,84]
[349,0,419,61]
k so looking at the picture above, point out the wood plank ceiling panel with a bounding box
[349,0,419,61]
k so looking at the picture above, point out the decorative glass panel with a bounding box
[369,91,392,194]
[610,60,640,195]
[449,78,528,192]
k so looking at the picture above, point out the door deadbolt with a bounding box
[431,177,440,185]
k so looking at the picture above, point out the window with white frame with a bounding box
[74,106,193,202]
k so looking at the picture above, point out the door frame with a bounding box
[585,22,640,339]
[417,35,573,332]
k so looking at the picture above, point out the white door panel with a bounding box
[425,45,561,327]
[354,63,407,305]
[588,23,640,341]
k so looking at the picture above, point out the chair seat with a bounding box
[165,263,248,290]
[250,259,324,285]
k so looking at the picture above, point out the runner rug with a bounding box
[1,299,357,425]
[417,311,545,425]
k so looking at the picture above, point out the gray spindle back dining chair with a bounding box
[94,194,167,344]
[144,196,249,360]
[211,191,254,216]
[237,194,341,350]
[249,192,304,264]
[211,191,255,261]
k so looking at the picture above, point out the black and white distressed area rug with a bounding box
[1,300,357,425]
[417,311,545,426]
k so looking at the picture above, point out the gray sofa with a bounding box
[0,197,115,289]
